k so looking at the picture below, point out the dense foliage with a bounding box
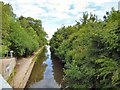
[50,8,120,89]
[0,2,47,57]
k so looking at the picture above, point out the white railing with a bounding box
[0,74,13,90]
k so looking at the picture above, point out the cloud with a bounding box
[1,0,119,39]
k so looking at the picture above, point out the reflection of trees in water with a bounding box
[51,53,64,86]
[26,47,48,88]
[26,47,64,88]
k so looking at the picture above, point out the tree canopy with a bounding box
[50,8,120,89]
[0,2,47,57]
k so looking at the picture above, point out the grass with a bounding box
[7,68,16,84]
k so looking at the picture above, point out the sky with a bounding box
[1,0,119,39]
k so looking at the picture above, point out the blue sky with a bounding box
[1,0,119,39]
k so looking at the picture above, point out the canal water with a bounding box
[26,45,64,88]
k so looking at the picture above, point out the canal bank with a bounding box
[9,46,44,88]
[26,45,64,88]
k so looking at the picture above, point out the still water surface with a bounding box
[26,45,64,88]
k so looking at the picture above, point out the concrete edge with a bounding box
[18,46,44,88]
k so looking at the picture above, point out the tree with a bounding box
[1,2,47,57]
[50,9,120,89]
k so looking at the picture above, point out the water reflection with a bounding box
[26,45,63,88]
[51,54,64,86]
[26,47,48,88]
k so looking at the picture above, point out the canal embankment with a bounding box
[9,46,44,88]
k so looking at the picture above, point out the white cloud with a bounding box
[1,0,119,39]
[89,0,118,5]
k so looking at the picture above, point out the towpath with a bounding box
[9,47,44,88]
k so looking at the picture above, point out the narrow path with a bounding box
[9,47,44,88]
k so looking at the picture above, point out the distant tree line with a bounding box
[0,1,47,57]
[50,8,120,89]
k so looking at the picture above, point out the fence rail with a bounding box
[0,74,13,89]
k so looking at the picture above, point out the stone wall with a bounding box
[0,58,16,80]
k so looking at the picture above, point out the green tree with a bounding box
[50,9,120,89]
[1,2,47,57]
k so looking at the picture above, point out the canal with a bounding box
[26,45,64,88]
